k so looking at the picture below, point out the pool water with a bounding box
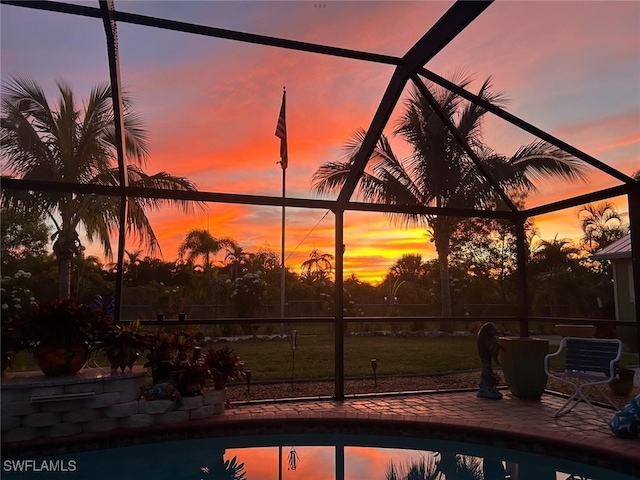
[2,433,637,479]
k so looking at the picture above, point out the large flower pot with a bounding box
[33,341,89,376]
[609,367,636,397]
[499,337,549,400]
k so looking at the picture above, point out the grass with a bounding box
[6,335,483,382]
[7,333,637,384]
[207,334,482,382]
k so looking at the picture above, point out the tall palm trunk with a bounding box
[57,258,72,299]
[434,233,453,332]
[52,230,80,299]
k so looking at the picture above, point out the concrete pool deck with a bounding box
[4,389,639,476]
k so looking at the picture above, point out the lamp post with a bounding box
[371,358,377,390]
[290,330,298,384]
[245,369,252,397]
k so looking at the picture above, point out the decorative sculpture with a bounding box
[477,322,503,399]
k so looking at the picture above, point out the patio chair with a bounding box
[544,337,622,423]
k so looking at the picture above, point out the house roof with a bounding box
[591,234,632,260]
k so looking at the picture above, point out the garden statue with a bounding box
[477,322,503,399]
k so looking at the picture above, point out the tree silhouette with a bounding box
[1,77,201,298]
[312,71,586,329]
[579,202,628,253]
[178,229,236,271]
[301,249,334,282]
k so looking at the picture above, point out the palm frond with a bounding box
[509,140,589,184]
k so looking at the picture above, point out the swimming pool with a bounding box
[3,433,637,479]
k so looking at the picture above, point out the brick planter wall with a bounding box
[1,367,225,443]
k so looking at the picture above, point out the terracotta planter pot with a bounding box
[609,367,636,396]
[499,337,549,400]
[33,341,89,376]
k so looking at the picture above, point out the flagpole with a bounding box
[280,159,286,319]
[276,86,288,322]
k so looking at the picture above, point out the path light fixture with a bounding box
[371,358,377,389]
[290,330,298,384]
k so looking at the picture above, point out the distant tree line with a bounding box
[1,75,635,329]
[1,199,629,325]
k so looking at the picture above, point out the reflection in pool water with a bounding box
[4,433,636,480]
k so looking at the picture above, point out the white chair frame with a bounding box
[544,337,622,424]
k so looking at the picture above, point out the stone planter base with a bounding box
[1,368,226,443]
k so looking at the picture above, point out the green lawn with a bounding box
[8,333,636,384]
[206,334,483,382]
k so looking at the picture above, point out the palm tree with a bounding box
[312,72,587,327]
[529,235,579,271]
[224,245,251,280]
[385,456,440,480]
[529,235,582,316]
[124,249,144,285]
[178,229,236,271]
[390,253,427,280]
[1,77,201,299]
[578,202,628,253]
[300,249,334,282]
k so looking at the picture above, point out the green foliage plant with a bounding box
[205,346,245,389]
[12,298,112,350]
[101,319,150,372]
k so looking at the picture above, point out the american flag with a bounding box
[275,89,288,170]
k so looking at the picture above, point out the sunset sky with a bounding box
[1,1,638,284]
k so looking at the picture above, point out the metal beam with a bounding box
[336,1,493,207]
[1,0,399,67]
[411,74,518,213]
[523,184,629,218]
[1,177,519,219]
[99,0,128,322]
[419,68,636,185]
[628,183,640,361]
[334,209,345,401]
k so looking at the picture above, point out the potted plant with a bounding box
[101,319,150,373]
[205,346,245,390]
[144,328,194,384]
[179,347,211,396]
[610,364,637,397]
[498,336,549,400]
[11,298,112,376]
